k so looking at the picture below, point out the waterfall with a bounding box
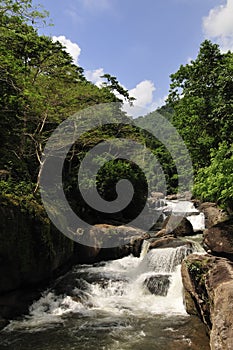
[1,199,210,349]
[139,246,192,274]
[187,212,205,231]
[140,240,150,258]
[4,244,194,334]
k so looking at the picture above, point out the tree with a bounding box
[0,7,121,185]
[167,40,233,169]
[0,0,49,25]
[193,142,233,210]
[101,73,135,106]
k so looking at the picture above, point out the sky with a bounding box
[37,0,233,116]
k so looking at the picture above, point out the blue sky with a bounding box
[37,0,233,114]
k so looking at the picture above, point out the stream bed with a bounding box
[0,245,210,350]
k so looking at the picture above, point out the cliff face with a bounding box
[182,254,233,350]
[0,204,74,293]
[0,202,75,319]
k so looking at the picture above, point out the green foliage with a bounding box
[168,40,233,170]
[135,110,179,194]
[0,179,47,220]
[186,259,211,301]
[193,143,233,210]
[0,5,122,185]
[0,0,50,25]
[0,0,146,226]
[101,73,135,105]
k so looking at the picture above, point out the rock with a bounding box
[153,228,167,238]
[166,194,178,200]
[203,219,233,261]
[74,224,147,263]
[0,201,146,321]
[74,243,101,264]
[144,274,171,296]
[181,254,212,322]
[166,192,192,201]
[149,236,193,250]
[0,287,42,320]
[148,216,164,232]
[199,202,229,228]
[150,192,165,200]
[162,215,194,236]
[0,318,9,330]
[0,204,74,295]
[182,254,233,350]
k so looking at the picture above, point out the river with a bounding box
[0,201,210,349]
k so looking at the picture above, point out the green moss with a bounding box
[186,259,212,327]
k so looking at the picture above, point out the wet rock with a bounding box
[150,192,165,200]
[166,194,178,200]
[149,236,193,250]
[144,274,171,296]
[0,318,9,330]
[148,216,164,232]
[166,192,192,201]
[74,224,148,263]
[153,228,167,238]
[203,218,233,261]
[161,215,194,237]
[74,243,101,264]
[182,254,233,350]
[199,202,229,228]
[0,204,74,295]
[0,287,42,319]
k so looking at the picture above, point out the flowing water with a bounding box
[0,200,210,349]
[0,244,210,350]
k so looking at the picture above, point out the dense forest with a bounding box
[0,0,233,224]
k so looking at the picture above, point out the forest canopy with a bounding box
[0,0,232,217]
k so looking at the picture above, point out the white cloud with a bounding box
[52,36,81,65]
[85,68,105,87]
[123,80,158,118]
[85,69,162,118]
[187,57,193,64]
[203,0,233,52]
[129,81,156,107]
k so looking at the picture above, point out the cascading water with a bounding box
[0,241,210,350]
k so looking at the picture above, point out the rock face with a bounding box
[144,274,170,296]
[0,205,74,295]
[199,202,229,228]
[161,215,194,236]
[0,203,74,319]
[149,236,193,250]
[203,218,233,261]
[75,224,147,263]
[182,254,233,350]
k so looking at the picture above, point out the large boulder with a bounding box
[203,218,233,261]
[144,274,171,296]
[0,202,74,320]
[0,204,74,295]
[74,224,148,263]
[149,236,193,250]
[161,215,194,237]
[182,254,233,350]
[199,202,229,228]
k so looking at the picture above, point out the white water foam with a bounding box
[187,212,205,231]
[4,246,192,332]
[163,200,199,215]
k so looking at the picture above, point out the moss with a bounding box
[186,259,212,328]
